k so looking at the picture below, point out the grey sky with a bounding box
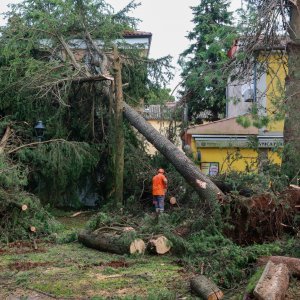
[0,0,241,96]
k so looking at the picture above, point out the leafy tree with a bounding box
[144,88,175,105]
[0,0,173,208]
[179,0,236,123]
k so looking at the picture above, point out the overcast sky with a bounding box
[0,0,241,97]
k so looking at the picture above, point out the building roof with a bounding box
[123,30,152,38]
[186,115,258,135]
[228,35,289,59]
[121,30,152,56]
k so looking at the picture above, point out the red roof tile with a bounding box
[187,115,258,135]
[123,30,152,38]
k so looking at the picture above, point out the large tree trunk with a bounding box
[283,1,300,179]
[78,229,145,255]
[253,261,289,300]
[113,47,124,207]
[123,102,224,200]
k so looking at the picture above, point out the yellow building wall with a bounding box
[199,147,258,173]
[191,137,281,173]
[262,52,286,132]
[145,119,182,155]
[267,149,282,165]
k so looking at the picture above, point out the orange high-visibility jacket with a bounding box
[152,173,167,196]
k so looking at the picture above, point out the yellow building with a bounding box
[143,103,182,155]
[184,49,286,175]
[184,115,282,175]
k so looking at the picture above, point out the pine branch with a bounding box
[8,139,68,154]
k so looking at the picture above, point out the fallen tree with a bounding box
[123,102,224,201]
[78,228,146,255]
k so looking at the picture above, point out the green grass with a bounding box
[0,241,192,299]
[2,211,297,299]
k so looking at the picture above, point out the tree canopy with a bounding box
[179,0,236,123]
[0,0,173,208]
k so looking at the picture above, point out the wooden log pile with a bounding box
[78,227,172,256]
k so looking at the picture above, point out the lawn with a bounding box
[0,212,193,300]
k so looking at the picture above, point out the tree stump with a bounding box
[190,275,224,300]
[253,260,289,300]
[148,235,171,255]
[78,229,145,255]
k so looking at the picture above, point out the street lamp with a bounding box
[34,121,46,142]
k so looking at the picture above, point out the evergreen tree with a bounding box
[0,0,173,207]
[179,0,236,123]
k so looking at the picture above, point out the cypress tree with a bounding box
[179,0,236,123]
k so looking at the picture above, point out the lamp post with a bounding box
[34,121,46,142]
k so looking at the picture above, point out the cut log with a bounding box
[123,102,224,201]
[21,204,28,211]
[130,239,146,254]
[169,197,177,205]
[190,275,224,300]
[290,184,300,190]
[78,229,145,255]
[29,226,36,233]
[257,256,300,276]
[148,235,171,255]
[8,200,28,211]
[253,260,289,300]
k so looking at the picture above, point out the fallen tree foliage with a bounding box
[0,188,60,242]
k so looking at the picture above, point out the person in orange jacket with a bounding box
[152,168,168,213]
